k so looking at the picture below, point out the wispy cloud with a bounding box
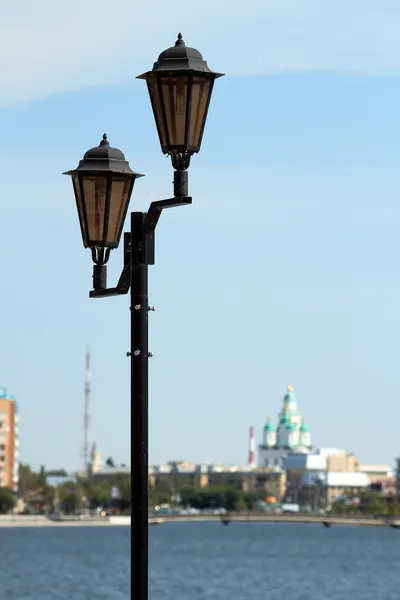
[0,1,399,107]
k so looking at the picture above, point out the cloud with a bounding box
[0,1,399,107]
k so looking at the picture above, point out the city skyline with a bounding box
[1,2,400,471]
[9,374,396,472]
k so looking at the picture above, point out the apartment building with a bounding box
[0,388,19,491]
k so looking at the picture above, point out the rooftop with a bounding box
[301,471,370,487]
[360,464,392,475]
[149,463,283,476]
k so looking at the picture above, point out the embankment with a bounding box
[0,515,131,527]
[0,513,396,528]
[157,513,393,527]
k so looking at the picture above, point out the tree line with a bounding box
[0,465,268,514]
[0,462,132,515]
[331,491,400,516]
[0,465,397,516]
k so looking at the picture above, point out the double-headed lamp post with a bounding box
[63,34,223,599]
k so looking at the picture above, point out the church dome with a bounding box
[300,422,309,432]
[283,385,296,405]
[286,422,296,432]
[279,412,289,425]
[265,421,275,431]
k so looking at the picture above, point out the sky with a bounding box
[1,0,400,471]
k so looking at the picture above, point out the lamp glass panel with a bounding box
[147,79,168,149]
[72,174,88,245]
[82,175,108,244]
[160,76,189,147]
[107,177,134,244]
[189,76,212,149]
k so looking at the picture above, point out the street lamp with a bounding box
[63,134,144,284]
[137,31,223,174]
[64,33,223,600]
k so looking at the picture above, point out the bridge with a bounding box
[150,512,399,528]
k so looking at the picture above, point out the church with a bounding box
[258,385,312,468]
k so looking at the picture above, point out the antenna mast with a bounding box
[83,348,91,476]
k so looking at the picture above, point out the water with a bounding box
[0,522,399,599]
[0,526,130,599]
[151,522,400,600]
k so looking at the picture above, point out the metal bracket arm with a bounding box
[89,232,131,298]
[89,195,192,297]
[143,196,192,265]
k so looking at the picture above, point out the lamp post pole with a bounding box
[64,33,223,600]
[130,211,149,600]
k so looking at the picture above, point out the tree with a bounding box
[178,485,241,511]
[222,487,241,511]
[41,485,56,510]
[387,502,400,517]
[38,465,47,487]
[58,481,80,503]
[235,499,248,512]
[62,493,81,514]
[112,478,131,512]
[244,491,269,509]
[118,479,131,503]
[180,485,201,507]
[153,479,172,496]
[105,457,115,468]
[18,464,40,499]
[154,492,171,506]
[359,491,386,515]
[84,483,109,508]
[0,487,16,514]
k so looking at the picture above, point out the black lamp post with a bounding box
[64,34,223,600]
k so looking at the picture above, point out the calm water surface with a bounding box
[0,522,399,599]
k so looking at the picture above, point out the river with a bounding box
[0,521,399,598]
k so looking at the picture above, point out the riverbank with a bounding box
[0,515,132,527]
[156,513,396,527]
[0,513,397,528]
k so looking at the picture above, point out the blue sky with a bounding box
[1,0,400,471]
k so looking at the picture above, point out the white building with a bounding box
[284,448,372,505]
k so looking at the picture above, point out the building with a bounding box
[87,443,130,481]
[284,448,377,507]
[149,461,286,500]
[0,388,19,491]
[396,458,400,497]
[89,442,103,475]
[362,464,395,498]
[361,464,393,485]
[258,385,312,468]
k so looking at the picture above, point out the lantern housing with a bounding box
[63,134,143,264]
[137,33,224,170]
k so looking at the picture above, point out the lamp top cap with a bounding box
[137,33,224,78]
[83,133,126,161]
[157,32,204,62]
[63,133,144,178]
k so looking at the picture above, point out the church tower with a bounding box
[258,385,312,467]
[89,441,102,475]
[277,407,290,447]
[263,416,276,448]
[299,419,312,449]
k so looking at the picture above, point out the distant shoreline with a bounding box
[153,513,394,528]
[0,514,396,528]
[0,515,131,527]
